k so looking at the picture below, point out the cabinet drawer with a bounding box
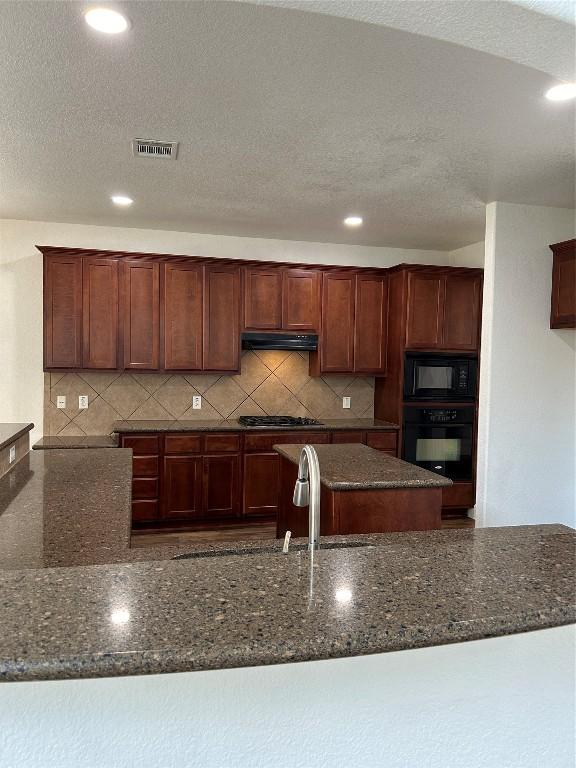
[204,434,241,453]
[442,482,475,509]
[132,500,159,523]
[122,435,159,454]
[366,431,398,452]
[331,431,366,444]
[133,455,159,477]
[244,431,330,452]
[132,477,158,499]
[164,434,202,454]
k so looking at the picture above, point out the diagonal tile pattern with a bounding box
[44,353,375,435]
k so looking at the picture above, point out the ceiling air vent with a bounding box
[132,138,179,160]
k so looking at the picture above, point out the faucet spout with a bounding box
[292,445,321,551]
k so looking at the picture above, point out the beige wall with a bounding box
[1,218,453,441]
[449,241,485,267]
[476,202,575,527]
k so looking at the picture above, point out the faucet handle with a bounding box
[293,477,309,507]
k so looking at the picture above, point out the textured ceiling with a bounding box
[253,1,576,81]
[0,0,574,250]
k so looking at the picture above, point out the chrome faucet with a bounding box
[292,445,321,551]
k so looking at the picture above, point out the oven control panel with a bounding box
[424,409,458,422]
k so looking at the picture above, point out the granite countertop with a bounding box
[0,449,573,683]
[112,418,399,433]
[274,443,452,489]
[0,423,33,452]
[33,435,119,450]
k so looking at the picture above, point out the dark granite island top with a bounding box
[0,449,573,683]
[274,443,452,490]
[112,418,399,433]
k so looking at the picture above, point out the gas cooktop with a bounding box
[238,416,322,427]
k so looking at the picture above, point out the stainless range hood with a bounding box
[241,332,318,351]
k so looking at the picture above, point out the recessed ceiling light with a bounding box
[344,216,363,227]
[85,8,129,34]
[111,195,133,206]
[545,82,576,102]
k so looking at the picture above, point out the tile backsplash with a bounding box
[44,351,375,436]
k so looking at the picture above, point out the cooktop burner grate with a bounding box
[238,416,322,427]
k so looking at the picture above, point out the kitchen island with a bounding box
[275,443,452,536]
[0,448,574,768]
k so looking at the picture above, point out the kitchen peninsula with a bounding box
[0,446,573,683]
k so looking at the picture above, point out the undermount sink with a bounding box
[172,541,375,560]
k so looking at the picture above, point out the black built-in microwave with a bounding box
[403,353,478,402]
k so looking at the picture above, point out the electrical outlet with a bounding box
[78,395,89,409]
[342,396,351,409]
[192,395,202,410]
[56,395,66,409]
[9,445,16,464]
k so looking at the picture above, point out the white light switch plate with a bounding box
[342,396,351,409]
[78,395,89,409]
[56,395,66,409]
[192,395,202,409]
[9,445,16,464]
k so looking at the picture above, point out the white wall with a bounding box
[0,626,573,768]
[449,240,485,267]
[0,219,449,442]
[476,202,576,527]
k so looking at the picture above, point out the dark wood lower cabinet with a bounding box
[203,454,241,518]
[122,429,401,531]
[163,455,203,521]
[243,453,281,518]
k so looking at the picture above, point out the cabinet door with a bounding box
[354,274,388,373]
[319,272,356,372]
[82,258,119,369]
[442,274,482,351]
[163,263,203,370]
[44,255,82,369]
[243,453,280,518]
[162,455,203,520]
[550,243,576,328]
[121,261,160,369]
[244,267,282,329]
[203,265,241,371]
[203,454,241,518]
[405,272,443,349]
[282,269,320,331]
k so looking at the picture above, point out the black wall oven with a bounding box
[404,353,478,402]
[402,406,475,481]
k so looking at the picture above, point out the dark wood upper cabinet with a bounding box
[244,267,282,329]
[550,239,576,329]
[354,273,388,374]
[282,269,320,331]
[443,274,481,350]
[82,258,119,369]
[44,255,82,369]
[203,264,241,371]
[406,270,482,351]
[121,261,160,370]
[316,272,355,373]
[163,263,203,370]
[244,266,319,331]
[406,272,443,349]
